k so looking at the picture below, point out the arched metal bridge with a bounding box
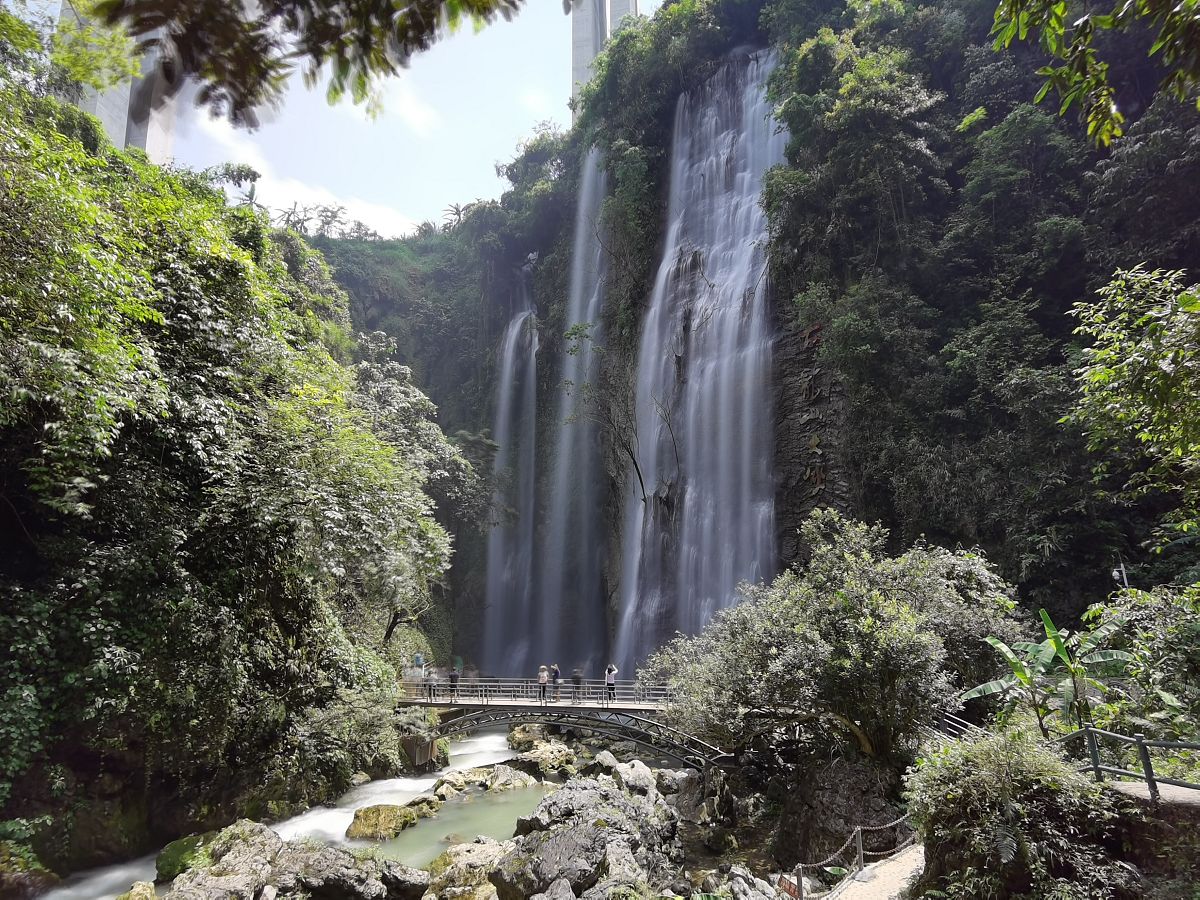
[399,677,733,768]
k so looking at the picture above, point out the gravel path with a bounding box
[834,845,925,900]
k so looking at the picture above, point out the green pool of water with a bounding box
[373,785,551,869]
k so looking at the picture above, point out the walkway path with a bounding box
[1110,781,1200,807]
[834,845,924,900]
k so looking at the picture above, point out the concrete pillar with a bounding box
[570,0,607,109]
[608,0,639,33]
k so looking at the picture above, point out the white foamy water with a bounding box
[42,731,513,900]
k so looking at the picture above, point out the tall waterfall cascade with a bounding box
[614,50,786,672]
[481,280,539,674]
[536,148,609,673]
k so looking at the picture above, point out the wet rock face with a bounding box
[161,820,428,900]
[488,774,680,900]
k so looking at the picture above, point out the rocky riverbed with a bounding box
[105,729,904,900]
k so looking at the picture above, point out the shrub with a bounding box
[906,729,1139,899]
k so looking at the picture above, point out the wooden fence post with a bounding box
[1135,733,1160,804]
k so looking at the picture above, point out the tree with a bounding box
[642,510,1023,764]
[991,0,1200,143]
[93,0,529,123]
[1069,267,1200,544]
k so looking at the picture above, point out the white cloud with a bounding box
[193,115,418,238]
[331,76,442,139]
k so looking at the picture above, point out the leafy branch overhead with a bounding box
[991,0,1200,143]
[92,0,530,123]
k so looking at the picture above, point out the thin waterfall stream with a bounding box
[614,50,785,671]
[481,278,539,675]
[536,147,609,673]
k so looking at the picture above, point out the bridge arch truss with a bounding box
[433,707,733,769]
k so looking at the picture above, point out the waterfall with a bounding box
[482,278,539,675]
[536,148,609,674]
[614,50,785,672]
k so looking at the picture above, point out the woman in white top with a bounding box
[537,665,549,703]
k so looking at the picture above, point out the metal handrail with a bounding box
[1058,724,1200,803]
[398,676,673,708]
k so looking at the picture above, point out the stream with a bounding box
[43,730,524,900]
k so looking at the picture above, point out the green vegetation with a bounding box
[643,510,1023,763]
[0,35,472,869]
[907,730,1139,899]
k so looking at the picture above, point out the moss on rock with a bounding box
[155,831,217,882]
[345,804,419,840]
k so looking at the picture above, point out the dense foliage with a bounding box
[642,510,1023,763]
[0,73,467,867]
[1070,267,1200,547]
[907,729,1139,899]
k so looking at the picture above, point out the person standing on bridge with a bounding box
[449,665,460,699]
[571,666,583,702]
[537,664,549,703]
[604,663,618,701]
[550,663,562,702]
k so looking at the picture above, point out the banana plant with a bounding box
[963,609,1132,736]
[962,634,1058,737]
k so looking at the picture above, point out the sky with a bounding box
[171,2,658,238]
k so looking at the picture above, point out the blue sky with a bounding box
[174,2,658,237]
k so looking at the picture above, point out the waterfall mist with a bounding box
[481,278,539,674]
[614,50,785,673]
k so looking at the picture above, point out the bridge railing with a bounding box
[399,676,672,707]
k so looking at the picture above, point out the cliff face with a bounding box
[772,318,851,570]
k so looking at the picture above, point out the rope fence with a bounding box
[778,812,914,899]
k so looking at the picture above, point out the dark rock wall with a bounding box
[772,316,853,571]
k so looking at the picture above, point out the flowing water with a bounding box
[481,278,540,675]
[43,732,517,900]
[614,50,785,672]
[536,148,609,674]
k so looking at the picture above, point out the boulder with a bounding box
[165,820,282,899]
[351,772,372,787]
[115,882,156,900]
[485,764,538,793]
[654,769,689,796]
[157,831,217,882]
[508,725,548,752]
[490,775,680,900]
[425,838,512,900]
[581,751,620,777]
[612,760,657,797]
[404,795,443,819]
[162,820,428,900]
[346,805,419,840]
[729,865,778,900]
[511,741,576,779]
[529,877,576,900]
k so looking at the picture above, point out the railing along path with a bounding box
[400,676,672,709]
[1053,724,1200,803]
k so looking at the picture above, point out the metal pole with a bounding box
[1135,733,1159,804]
[797,866,805,900]
[1086,726,1104,782]
[855,827,863,871]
